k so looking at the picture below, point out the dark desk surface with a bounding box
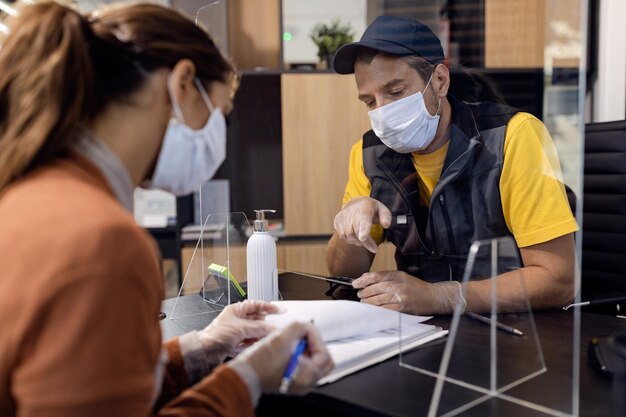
[161,296,626,417]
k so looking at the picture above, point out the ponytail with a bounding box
[0,2,95,192]
[0,2,235,193]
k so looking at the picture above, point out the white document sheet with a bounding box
[266,300,448,385]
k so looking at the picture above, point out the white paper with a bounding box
[265,300,447,385]
[267,300,432,342]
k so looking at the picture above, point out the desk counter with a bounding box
[161,296,626,417]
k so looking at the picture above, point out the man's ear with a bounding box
[432,64,450,98]
[168,59,197,107]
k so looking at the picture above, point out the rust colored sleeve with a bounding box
[154,339,190,410]
[156,366,254,417]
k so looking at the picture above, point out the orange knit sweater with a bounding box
[0,154,253,417]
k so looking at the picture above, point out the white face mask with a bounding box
[149,77,227,196]
[368,73,441,154]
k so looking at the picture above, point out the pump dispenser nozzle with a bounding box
[253,209,276,232]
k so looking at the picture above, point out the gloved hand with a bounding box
[333,196,392,253]
[198,300,280,361]
[353,271,467,315]
[230,322,334,395]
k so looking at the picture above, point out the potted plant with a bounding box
[309,19,354,70]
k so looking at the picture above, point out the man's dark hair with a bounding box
[353,48,507,105]
[403,55,436,83]
[354,48,434,83]
[448,66,507,104]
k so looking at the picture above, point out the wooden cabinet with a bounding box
[279,74,398,280]
[485,0,545,68]
[281,73,371,235]
[278,240,329,276]
[180,245,247,294]
[228,0,282,70]
[279,240,395,275]
[371,242,397,272]
[485,0,581,68]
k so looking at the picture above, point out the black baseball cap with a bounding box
[333,15,444,74]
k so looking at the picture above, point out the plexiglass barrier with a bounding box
[398,236,583,417]
[168,212,249,332]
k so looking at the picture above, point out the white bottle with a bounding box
[246,209,278,301]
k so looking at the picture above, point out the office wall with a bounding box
[172,0,229,55]
[282,0,367,65]
[74,0,169,10]
[228,0,281,70]
[593,0,626,122]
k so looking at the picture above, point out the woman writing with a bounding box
[0,3,332,416]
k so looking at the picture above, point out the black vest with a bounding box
[363,97,521,281]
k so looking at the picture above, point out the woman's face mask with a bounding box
[149,76,227,196]
[368,72,441,154]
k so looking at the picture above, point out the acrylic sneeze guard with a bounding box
[398,237,561,417]
[396,0,587,413]
[168,212,250,332]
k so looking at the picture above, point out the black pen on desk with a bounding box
[466,312,524,337]
[563,296,626,311]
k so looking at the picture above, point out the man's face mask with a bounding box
[368,70,441,153]
[149,76,227,196]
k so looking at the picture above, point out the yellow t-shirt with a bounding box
[411,141,450,207]
[342,112,579,248]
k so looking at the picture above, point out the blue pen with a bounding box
[278,337,308,394]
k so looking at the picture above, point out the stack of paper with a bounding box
[266,300,448,384]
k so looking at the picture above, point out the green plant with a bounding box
[309,19,354,61]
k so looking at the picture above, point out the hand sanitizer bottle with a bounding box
[246,209,278,301]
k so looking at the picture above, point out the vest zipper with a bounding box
[431,138,480,198]
[376,158,433,253]
[429,137,480,256]
[438,194,457,253]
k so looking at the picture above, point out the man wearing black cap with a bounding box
[326,16,578,315]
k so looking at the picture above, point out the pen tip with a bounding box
[514,329,524,336]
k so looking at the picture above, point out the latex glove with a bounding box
[230,322,334,395]
[333,196,392,253]
[198,300,280,361]
[353,271,467,315]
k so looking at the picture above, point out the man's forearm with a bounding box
[463,266,575,313]
[326,233,375,277]
[432,234,576,314]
